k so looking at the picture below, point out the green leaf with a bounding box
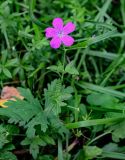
[0,151,17,160]
[30,143,39,159]
[5,125,19,136]
[5,58,18,67]
[48,114,69,137]
[0,88,48,137]
[65,61,79,75]
[0,125,9,149]
[84,146,102,159]
[2,144,15,151]
[29,63,44,78]
[21,136,47,159]
[87,93,125,117]
[68,40,89,50]
[47,61,64,74]
[3,99,41,125]
[102,151,125,159]
[41,135,55,145]
[87,93,118,106]
[18,87,39,105]
[44,79,73,115]
[0,124,18,150]
[37,155,54,160]
[3,68,12,78]
[103,143,118,152]
[26,112,48,138]
[109,120,125,142]
[76,82,125,99]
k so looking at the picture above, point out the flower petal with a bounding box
[45,27,56,38]
[52,18,63,29]
[61,35,74,47]
[50,36,62,49]
[63,22,75,34]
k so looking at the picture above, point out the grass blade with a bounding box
[102,151,125,159]
[95,0,112,21]
[76,82,125,99]
[86,50,118,60]
[66,117,124,129]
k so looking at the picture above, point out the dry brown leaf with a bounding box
[0,86,24,108]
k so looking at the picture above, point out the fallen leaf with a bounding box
[1,86,24,100]
[0,99,8,108]
[0,86,24,108]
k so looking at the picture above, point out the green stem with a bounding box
[87,131,111,145]
[61,48,67,82]
[58,138,63,160]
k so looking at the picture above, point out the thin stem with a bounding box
[61,48,67,82]
[74,49,81,64]
[58,138,63,160]
[87,131,111,145]
[67,139,78,152]
[65,133,69,159]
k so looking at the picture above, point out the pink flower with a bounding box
[45,18,75,49]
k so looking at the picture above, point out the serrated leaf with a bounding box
[26,112,48,138]
[3,99,41,125]
[22,136,47,159]
[17,88,37,104]
[44,79,73,115]
[0,125,9,149]
[48,114,69,137]
[0,88,47,137]
[65,61,79,75]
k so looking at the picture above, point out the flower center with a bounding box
[57,30,64,38]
